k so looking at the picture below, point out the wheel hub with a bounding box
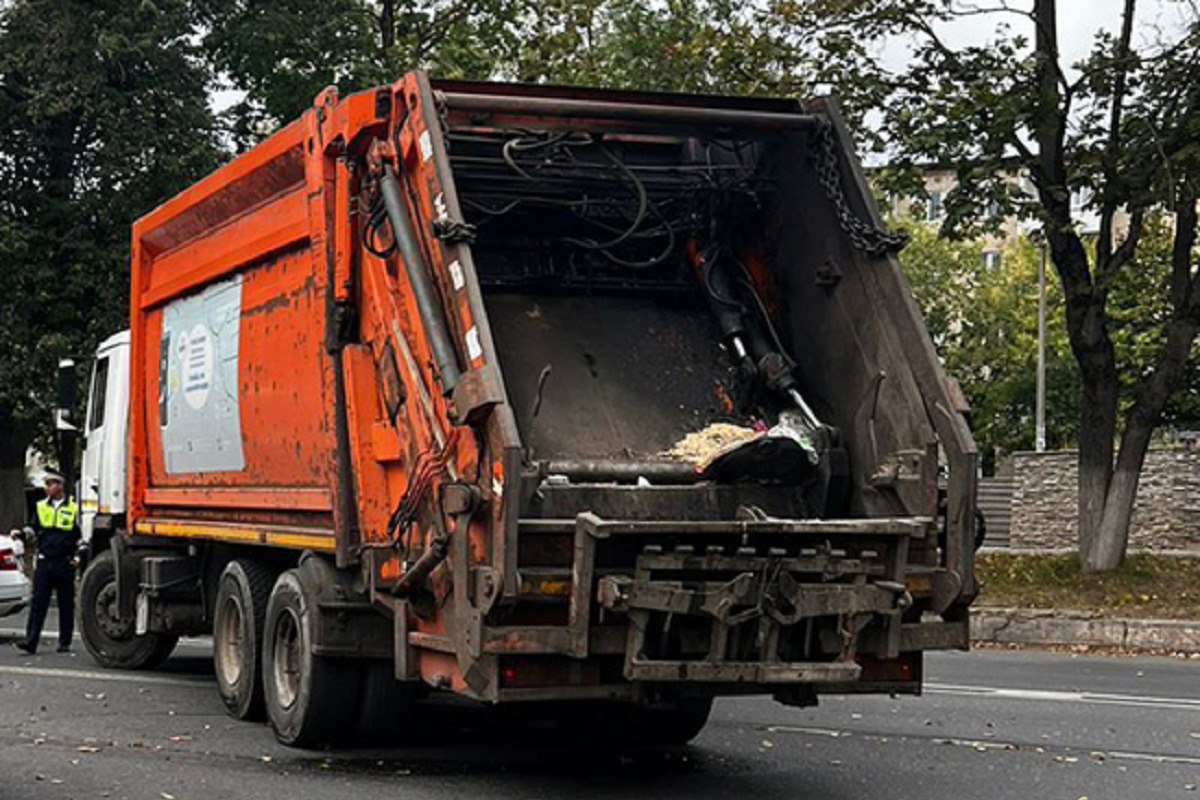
[272,608,302,711]
[215,595,244,687]
[94,582,131,639]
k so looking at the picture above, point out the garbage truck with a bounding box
[71,72,979,748]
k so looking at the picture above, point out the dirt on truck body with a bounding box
[81,72,978,747]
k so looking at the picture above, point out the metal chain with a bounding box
[810,119,910,257]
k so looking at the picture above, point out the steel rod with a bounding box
[443,92,821,132]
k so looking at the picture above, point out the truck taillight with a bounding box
[0,548,17,571]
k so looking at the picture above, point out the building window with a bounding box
[982,250,1001,270]
[925,190,943,221]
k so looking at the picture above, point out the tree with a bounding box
[197,0,814,148]
[0,0,219,530]
[776,0,1200,571]
[895,224,1079,471]
[507,0,807,94]
[896,214,1200,476]
[198,0,521,148]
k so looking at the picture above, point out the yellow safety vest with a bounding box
[36,498,78,531]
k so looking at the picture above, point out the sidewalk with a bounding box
[972,607,1200,653]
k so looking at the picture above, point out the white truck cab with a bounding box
[80,330,131,549]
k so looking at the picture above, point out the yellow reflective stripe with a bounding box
[137,520,260,543]
[133,520,336,552]
[263,532,338,550]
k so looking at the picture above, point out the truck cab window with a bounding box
[89,357,109,431]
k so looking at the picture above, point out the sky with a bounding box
[878,0,1194,77]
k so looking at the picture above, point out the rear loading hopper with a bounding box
[101,73,977,747]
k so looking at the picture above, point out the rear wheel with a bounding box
[213,559,275,721]
[551,695,713,746]
[262,569,361,748]
[634,696,713,745]
[80,551,178,670]
[356,659,425,744]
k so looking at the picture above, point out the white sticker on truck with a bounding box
[160,275,244,474]
[465,326,483,363]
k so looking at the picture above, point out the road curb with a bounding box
[972,607,1200,652]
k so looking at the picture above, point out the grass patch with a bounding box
[976,552,1200,619]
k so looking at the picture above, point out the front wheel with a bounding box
[79,551,178,670]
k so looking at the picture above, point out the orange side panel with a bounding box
[129,106,338,536]
[141,244,330,491]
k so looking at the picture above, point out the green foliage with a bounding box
[0,0,219,450]
[897,223,1078,469]
[900,213,1200,469]
[197,0,820,148]
[507,0,808,96]
[198,0,523,147]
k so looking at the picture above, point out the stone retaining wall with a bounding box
[972,608,1200,653]
[1010,449,1200,551]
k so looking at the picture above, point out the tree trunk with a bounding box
[0,421,32,533]
[1051,241,1120,566]
[379,0,395,51]
[1084,316,1200,571]
[1074,336,1118,565]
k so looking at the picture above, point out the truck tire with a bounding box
[213,559,275,721]
[552,696,713,746]
[261,569,361,748]
[80,551,178,670]
[356,660,424,744]
[635,696,713,745]
[597,697,713,746]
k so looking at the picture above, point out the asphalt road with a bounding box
[2,614,1198,800]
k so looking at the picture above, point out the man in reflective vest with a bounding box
[14,470,80,655]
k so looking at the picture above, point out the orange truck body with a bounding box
[121,73,977,711]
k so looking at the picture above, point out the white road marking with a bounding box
[0,664,210,687]
[1106,750,1200,766]
[0,628,211,650]
[766,724,1200,766]
[924,682,1200,713]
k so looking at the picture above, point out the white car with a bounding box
[0,531,30,618]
